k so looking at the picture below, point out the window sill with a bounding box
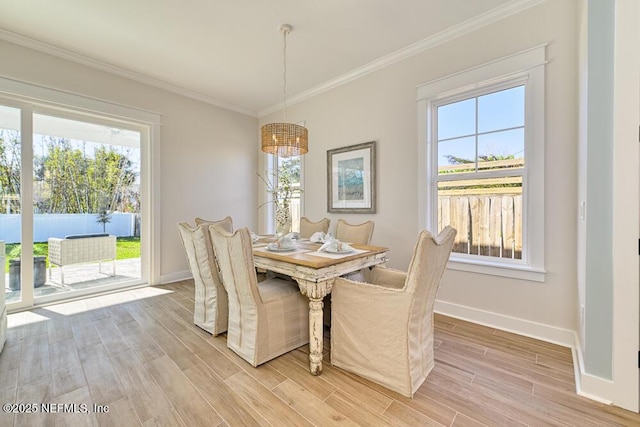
[447,257,546,282]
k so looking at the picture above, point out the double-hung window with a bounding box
[276,154,302,232]
[264,153,303,233]
[417,46,546,281]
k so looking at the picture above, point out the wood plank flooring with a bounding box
[1,279,639,426]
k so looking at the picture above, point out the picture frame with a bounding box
[327,141,376,213]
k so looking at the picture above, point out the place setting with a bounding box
[254,233,311,255]
[309,234,368,259]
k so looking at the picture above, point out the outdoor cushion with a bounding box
[64,233,110,239]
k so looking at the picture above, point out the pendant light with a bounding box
[261,24,308,157]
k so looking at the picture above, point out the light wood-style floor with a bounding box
[1,280,639,426]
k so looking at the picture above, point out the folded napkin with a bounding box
[310,231,333,243]
[318,238,354,253]
[268,233,296,250]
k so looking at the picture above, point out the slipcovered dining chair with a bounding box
[331,226,456,398]
[335,219,375,245]
[299,217,331,238]
[334,219,374,245]
[324,219,376,326]
[209,226,309,367]
[177,216,233,335]
[334,219,375,280]
[195,216,230,227]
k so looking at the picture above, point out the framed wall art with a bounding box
[327,141,376,213]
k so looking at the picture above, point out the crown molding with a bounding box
[0,28,257,118]
[0,0,544,120]
[258,0,546,117]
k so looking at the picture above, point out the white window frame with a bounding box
[271,153,304,233]
[417,45,546,282]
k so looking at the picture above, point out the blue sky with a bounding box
[437,85,525,168]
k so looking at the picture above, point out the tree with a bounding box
[0,130,22,214]
[278,156,300,182]
[35,136,139,214]
[1,130,139,215]
[95,147,138,213]
[257,157,303,211]
[96,208,112,233]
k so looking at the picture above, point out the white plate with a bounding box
[323,248,354,254]
[266,245,296,252]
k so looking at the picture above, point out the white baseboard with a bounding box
[435,299,617,407]
[572,333,615,405]
[434,300,575,347]
[160,270,192,284]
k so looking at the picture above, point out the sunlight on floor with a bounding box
[7,285,174,327]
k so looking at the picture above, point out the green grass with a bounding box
[114,237,141,260]
[4,237,140,273]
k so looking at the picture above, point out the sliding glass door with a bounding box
[1,100,147,308]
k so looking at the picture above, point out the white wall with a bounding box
[260,0,579,334]
[0,39,259,283]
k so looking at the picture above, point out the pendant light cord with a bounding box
[282,28,288,122]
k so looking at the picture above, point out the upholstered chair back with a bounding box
[404,226,456,388]
[335,219,374,245]
[299,217,330,238]
[210,227,260,357]
[209,226,309,366]
[194,216,233,229]
[177,216,233,335]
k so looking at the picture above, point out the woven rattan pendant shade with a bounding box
[261,24,308,157]
[261,122,308,157]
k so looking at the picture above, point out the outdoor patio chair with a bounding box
[48,234,116,285]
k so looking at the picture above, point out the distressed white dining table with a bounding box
[252,239,388,375]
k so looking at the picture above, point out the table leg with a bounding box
[294,277,334,375]
[308,298,324,375]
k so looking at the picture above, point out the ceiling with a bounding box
[0,0,534,117]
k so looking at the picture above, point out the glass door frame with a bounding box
[0,78,161,312]
[0,98,35,311]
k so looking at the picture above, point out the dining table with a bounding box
[252,236,389,375]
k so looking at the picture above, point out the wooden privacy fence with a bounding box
[438,193,522,259]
